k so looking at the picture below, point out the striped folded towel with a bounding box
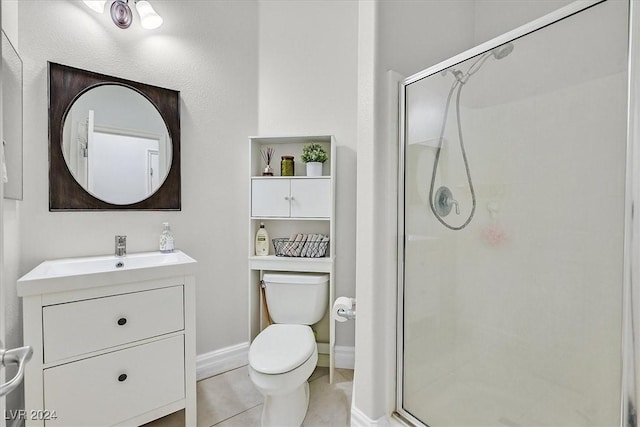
[281,233,329,257]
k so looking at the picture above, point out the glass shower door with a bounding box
[399,1,628,425]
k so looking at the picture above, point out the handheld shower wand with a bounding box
[429,42,514,231]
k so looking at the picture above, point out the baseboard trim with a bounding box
[196,342,355,380]
[351,405,391,426]
[335,345,355,369]
[196,342,249,381]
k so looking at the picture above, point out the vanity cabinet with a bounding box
[251,177,331,218]
[18,252,196,427]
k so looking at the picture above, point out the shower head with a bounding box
[492,43,514,60]
[441,42,514,83]
[464,42,514,77]
[441,68,464,82]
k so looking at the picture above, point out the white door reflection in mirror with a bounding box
[88,131,162,205]
[148,150,160,193]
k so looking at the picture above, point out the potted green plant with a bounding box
[300,143,328,176]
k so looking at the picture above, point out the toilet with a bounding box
[248,272,329,427]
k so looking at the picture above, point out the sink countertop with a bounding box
[17,250,197,297]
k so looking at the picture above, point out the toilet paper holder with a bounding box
[331,297,356,322]
[333,297,356,321]
[337,307,356,320]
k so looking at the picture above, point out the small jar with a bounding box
[281,155,295,176]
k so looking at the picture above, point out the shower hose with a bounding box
[428,75,477,231]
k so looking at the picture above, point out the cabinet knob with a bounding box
[118,373,128,382]
[284,196,290,201]
[117,318,127,326]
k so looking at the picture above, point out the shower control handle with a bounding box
[434,186,460,217]
[450,198,460,215]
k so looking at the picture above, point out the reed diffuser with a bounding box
[261,147,275,176]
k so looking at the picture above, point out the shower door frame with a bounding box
[396,1,639,426]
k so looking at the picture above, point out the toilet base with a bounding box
[261,381,310,427]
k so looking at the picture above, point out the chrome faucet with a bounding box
[115,235,127,257]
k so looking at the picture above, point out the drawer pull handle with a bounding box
[118,374,127,382]
[117,318,127,326]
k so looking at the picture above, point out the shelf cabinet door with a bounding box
[290,178,331,218]
[252,179,291,217]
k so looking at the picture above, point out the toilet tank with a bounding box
[263,272,329,325]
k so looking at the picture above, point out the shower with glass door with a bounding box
[398,1,637,426]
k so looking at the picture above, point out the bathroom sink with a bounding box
[23,251,194,278]
[18,250,197,297]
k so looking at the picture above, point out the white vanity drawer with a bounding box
[43,285,184,363]
[43,335,184,427]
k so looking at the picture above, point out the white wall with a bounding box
[2,0,16,44]
[2,0,22,419]
[258,0,359,347]
[473,0,575,44]
[17,1,259,355]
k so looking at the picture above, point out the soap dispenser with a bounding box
[159,222,175,253]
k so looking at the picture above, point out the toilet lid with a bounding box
[249,324,316,374]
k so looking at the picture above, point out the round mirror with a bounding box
[62,84,172,205]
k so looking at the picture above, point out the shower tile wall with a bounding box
[402,1,627,425]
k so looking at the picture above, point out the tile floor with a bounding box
[146,366,354,427]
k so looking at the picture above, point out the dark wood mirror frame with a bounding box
[48,62,181,211]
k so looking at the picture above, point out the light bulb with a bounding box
[136,1,163,29]
[83,0,106,13]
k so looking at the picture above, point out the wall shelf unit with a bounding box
[248,134,336,382]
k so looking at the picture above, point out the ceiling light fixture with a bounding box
[83,0,163,30]
[135,1,164,30]
[83,1,106,14]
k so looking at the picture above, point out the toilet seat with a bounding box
[249,324,316,374]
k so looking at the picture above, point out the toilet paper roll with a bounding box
[332,296,355,323]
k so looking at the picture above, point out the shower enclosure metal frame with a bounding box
[396,0,639,425]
